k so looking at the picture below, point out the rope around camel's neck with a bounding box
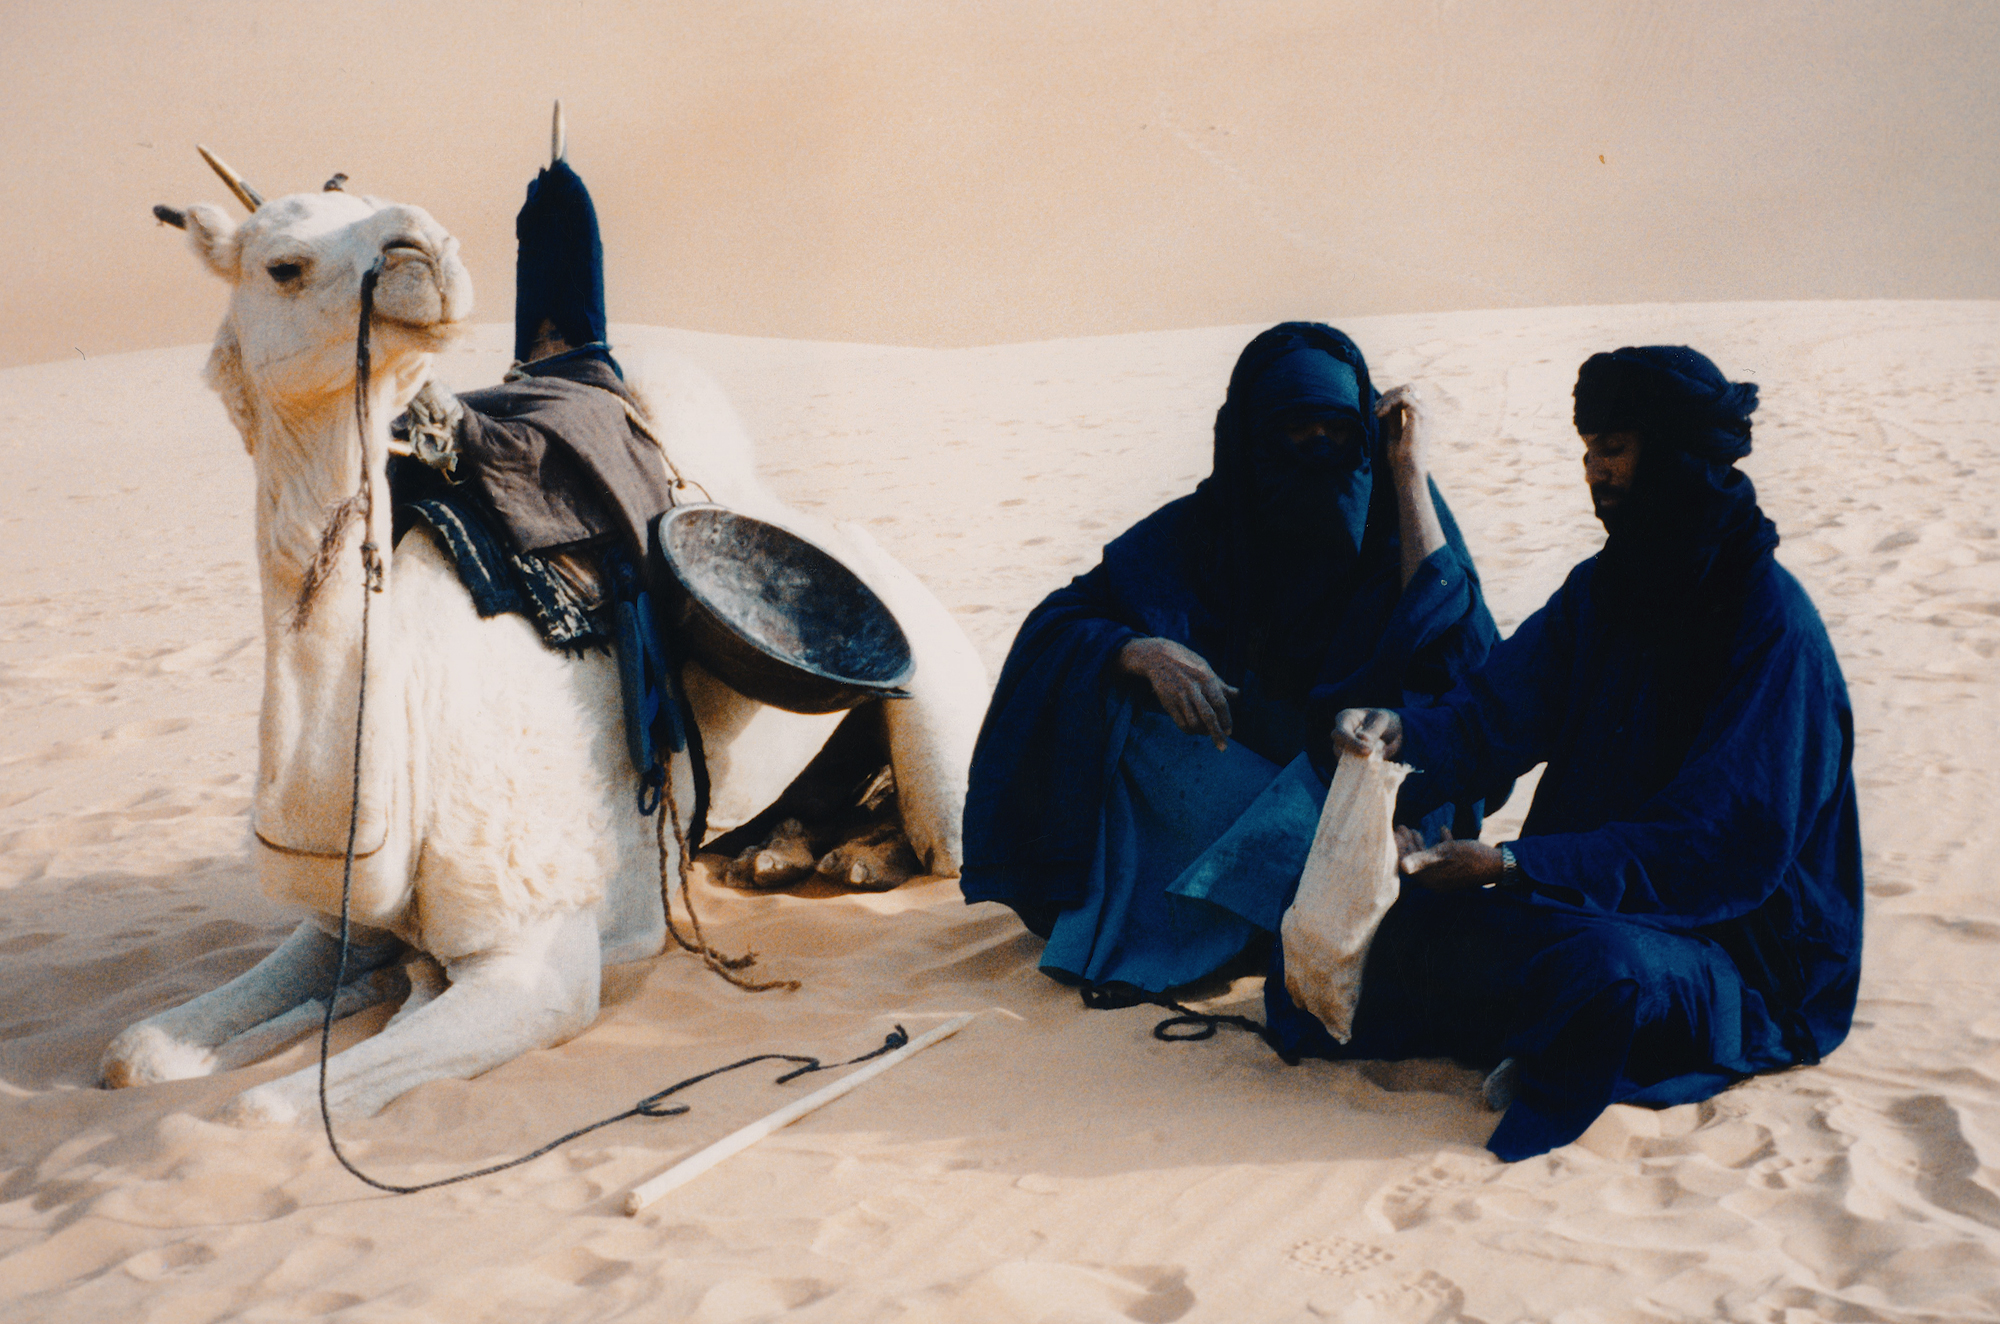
[291,266,388,630]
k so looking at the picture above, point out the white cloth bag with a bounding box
[1279,748,1411,1043]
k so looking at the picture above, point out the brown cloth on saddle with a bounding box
[452,357,673,562]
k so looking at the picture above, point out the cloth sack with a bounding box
[1279,748,1410,1042]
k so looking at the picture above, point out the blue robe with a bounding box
[961,324,1502,990]
[1267,550,1862,1158]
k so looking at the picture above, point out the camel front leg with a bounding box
[102,917,407,1088]
[219,906,602,1126]
[833,524,990,876]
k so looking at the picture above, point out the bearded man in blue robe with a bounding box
[1308,345,1863,1160]
[960,324,1502,994]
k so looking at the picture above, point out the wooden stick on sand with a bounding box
[623,1012,979,1216]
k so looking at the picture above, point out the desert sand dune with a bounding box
[1,300,1997,1320]
[6,3,1997,369]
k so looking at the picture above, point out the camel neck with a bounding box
[247,370,403,637]
[238,357,412,869]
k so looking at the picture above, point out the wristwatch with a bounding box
[1498,843,1525,892]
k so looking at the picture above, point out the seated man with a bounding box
[961,323,1501,993]
[1297,345,1862,1160]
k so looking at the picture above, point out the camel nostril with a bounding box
[382,238,430,261]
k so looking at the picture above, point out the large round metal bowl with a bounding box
[651,504,915,715]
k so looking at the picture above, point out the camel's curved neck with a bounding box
[233,329,427,865]
[248,371,399,627]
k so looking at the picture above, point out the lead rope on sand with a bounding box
[313,269,827,1195]
[1078,984,1298,1063]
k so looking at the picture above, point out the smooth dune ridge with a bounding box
[5,2,1998,368]
[1,301,1998,1320]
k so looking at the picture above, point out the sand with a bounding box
[2,300,1997,1321]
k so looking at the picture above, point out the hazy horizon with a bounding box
[3,0,1995,368]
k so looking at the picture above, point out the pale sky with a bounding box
[2,0,1995,367]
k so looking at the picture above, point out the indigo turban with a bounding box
[1573,346,1759,465]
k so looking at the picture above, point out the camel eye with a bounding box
[267,261,304,285]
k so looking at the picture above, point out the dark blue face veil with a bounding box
[513,160,617,373]
[1192,324,1384,693]
[1240,347,1372,559]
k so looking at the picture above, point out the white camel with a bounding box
[100,167,988,1125]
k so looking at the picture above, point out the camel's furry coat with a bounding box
[100,189,987,1123]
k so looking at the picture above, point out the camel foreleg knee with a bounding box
[831,524,990,877]
[220,907,601,1126]
[102,918,405,1089]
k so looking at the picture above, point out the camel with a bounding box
[100,160,988,1125]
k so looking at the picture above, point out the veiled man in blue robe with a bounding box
[1311,346,1863,1160]
[960,324,1502,994]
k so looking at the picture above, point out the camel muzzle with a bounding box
[372,226,471,332]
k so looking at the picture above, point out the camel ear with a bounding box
[182,203,241,281]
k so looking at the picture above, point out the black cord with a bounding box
[1078,983,1298,1063]
[322,1021,909,1197]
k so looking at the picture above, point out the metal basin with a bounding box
[651,504,915,714]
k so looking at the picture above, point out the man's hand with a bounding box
[1397,827,1505,891]
[1378,384,1449,590]
[1117,637,1239,751]
[1377,383,1431,478]
[1332,707,1403,760]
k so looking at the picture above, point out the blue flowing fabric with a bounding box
[960,324,1502,988]
[1268,348,1862,1160]
[1038,711,1289,990]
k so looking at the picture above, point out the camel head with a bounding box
[162,165,472,438]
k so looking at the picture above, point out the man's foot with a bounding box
[1482,1058,1519,1112]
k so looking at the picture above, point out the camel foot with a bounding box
[817,829,922,892]
[726,818,819,890]
[102,1024,218,1089]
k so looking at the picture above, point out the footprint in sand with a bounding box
[22,717,195,764]
[152,636,257,675]
[1367,1150,1503,1233]
[107,717,196,742]
[1287,1236,1394,1276]
[0,931,60,955]
[1872,528,1922,554]
[253,1233,376,1295]
[533,1245,635,1289]
[287,1292,368,1315]
[1881,1093,2000,1230]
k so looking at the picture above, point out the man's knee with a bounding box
[1533,920,1717,1009]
